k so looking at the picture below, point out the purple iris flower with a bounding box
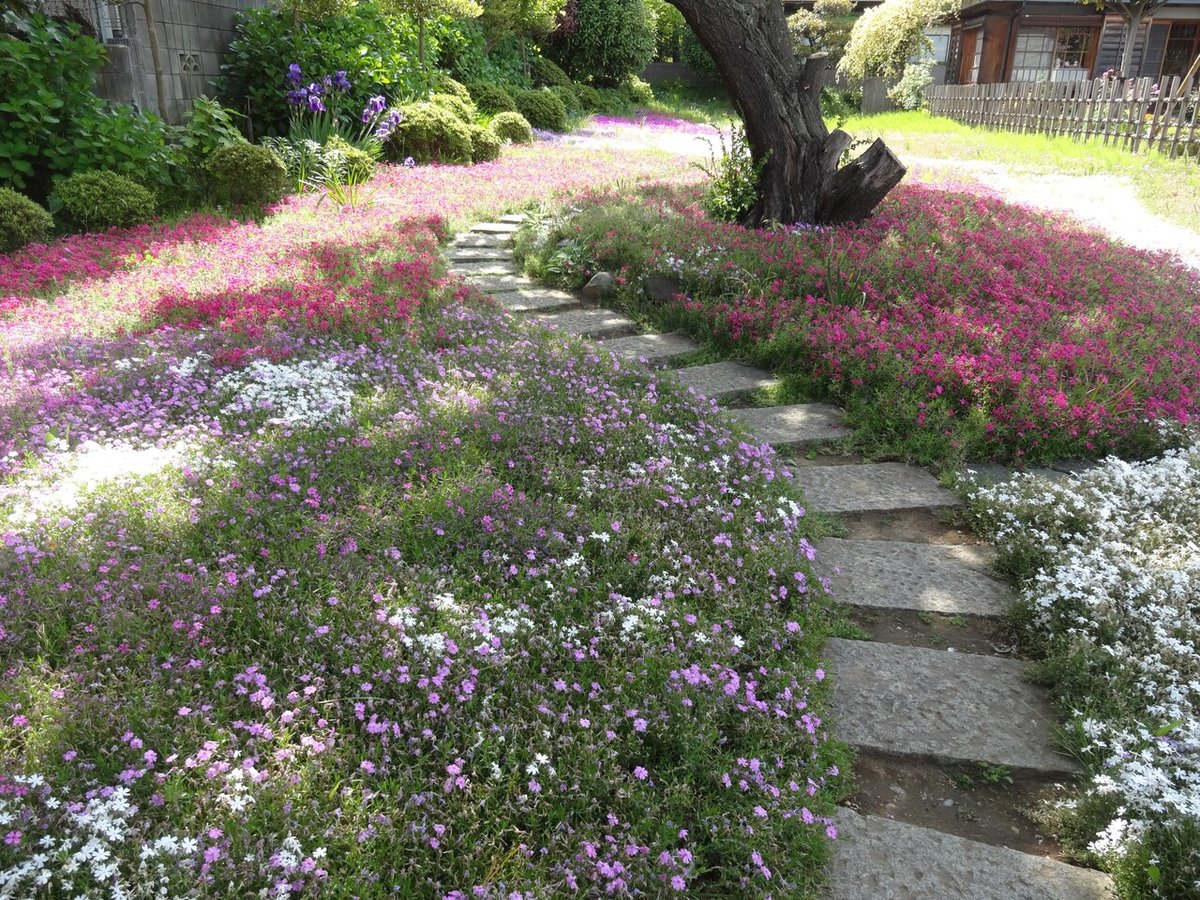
[286,63,302,87]
[374,109,403,140]
[333,70,352,93]
[361,95,387,123]
[307,94,327,114]
[307,81,324,97]
[286,88,307,107]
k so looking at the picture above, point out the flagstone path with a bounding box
[448,219,1115,900]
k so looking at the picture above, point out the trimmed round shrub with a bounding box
[467,82,518,115]
[595,86,631,113]
[0,188,54,253]
[324,136,376,182]
[489,111,534,144]
[53,170,157,232]
[576,84,605,112]
[624,75,655,105]
[204,142,289,207]
[468,125,503,163]
[386,102,473,163]
[513,88,567,133]
[429,91,477,124]
[546,0,655,86]
[528,55,573,89]
[431,73,473,104]
[551,84,579,113]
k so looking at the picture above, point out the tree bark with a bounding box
[668,0,904,226]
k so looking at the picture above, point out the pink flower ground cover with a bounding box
[0,148,846,896]
[533,181,1200,462]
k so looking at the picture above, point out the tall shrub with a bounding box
[546,0,655,86]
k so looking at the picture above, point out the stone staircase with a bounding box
[447,220,1115,900]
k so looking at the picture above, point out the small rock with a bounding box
[943,799,955,807]
[643,275,682,304]
[583,271,616,300]
[1050,459,1100,476]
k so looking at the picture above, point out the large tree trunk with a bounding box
[669,0,905,226]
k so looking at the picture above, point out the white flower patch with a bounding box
[216,358,355,427]
[975,443,1200,861]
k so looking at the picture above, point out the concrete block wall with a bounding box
[92,0,268,122]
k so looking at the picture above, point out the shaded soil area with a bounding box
[848,751,1077,860]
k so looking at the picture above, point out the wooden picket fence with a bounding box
[927,76,1200,162]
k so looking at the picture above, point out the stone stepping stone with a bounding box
[461,274,538,293]
[445,247,514,262]
[599,332,698,367]
[449,260,519,276]
[816,538,1011,618]
[451,232,511,248]
[492,288,579,314]
[471,222,519,234]
[533,308,637,340]
[790,463,958,515]
[671,361,779,401]
[828,808,1114,900]
[498,213,525,224]
[727,403,846,448]
[826,638,1076,775]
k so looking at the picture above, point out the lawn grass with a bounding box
[844,110,1200,234]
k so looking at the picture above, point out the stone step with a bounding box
[461,274,538,293]
[599,332,699,367]
[452,232,511,248]
[492,288,579,314]
[828,808,1114,900]
[826,638,1076,775]
[445,247,514,262]
[790,463,958,515]
[533,308,638,339]
[449,260,520,277]
[816,538,1011,618]
[727,403,846,448]
[498,213,525,224]
[671,361,780,401]
[471,222,520,234]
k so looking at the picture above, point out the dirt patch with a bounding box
[847,608,1020,657]
[847,750,1075,859]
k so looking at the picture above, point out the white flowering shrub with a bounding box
[969,443,1200,897]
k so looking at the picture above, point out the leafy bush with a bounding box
[0,186,53,252]
[467,82,518,114]
[697,126,764,223]
[203,142,289,206]
[839,0,958,85]
[528,54,573,88]
[468,124,503,162]
[0,13,179,203]
[385,101,474,162]
[548,0,655,86]
[624,75,655,105]
[679,25,719,77]
[888,60,935,111]
[489,111,534,144]
[53,170,157,233]
[220,2,434,137]
[646,0,686,61]
[439,20,529,87]
[324,135,377,181]
[575,84,605,112]
[431,73,473,104]
[595,86,631,113]
[550,84,580,113]
[513,88,567,132]
[820,86,860,121]
[430,91,477,124]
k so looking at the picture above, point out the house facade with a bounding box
[947,0,1200,85]
[42,0,266,122]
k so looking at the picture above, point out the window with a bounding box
[1161,23,1200,79]
[967,28,983,82]
[90,0,125,43]
[1011,26,1096,82]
